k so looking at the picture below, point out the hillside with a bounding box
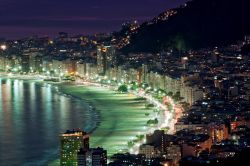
[121,0,250,53]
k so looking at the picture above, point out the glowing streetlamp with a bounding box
[13,68,18,72]
[0,44,7,51]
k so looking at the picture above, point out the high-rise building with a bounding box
[21,53,31,73]
[180,84,203,105]
[29,53,43,73]
[77,147,107,166]
[60,129,89,166]
[209,123,229,143]
[96,45,116,75]
[146,130,166,152]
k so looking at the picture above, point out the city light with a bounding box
[0,44,7,50]
[0,0,248,164]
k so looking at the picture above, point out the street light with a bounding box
[0,44,7,51]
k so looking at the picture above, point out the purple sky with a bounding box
[0,0,187,39]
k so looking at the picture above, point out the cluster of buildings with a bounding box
[108,39,250,165]
[60,129,107,166]
[0,38,204,106]
[1,32,250,165]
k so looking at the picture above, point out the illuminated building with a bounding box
[163,75,181,94]
[97,46,106,75]
[0,56,7,71]
[63,59,77,74]
[146,130,166,152]
[85,63,97,78]
[139,144,161,159]
[141,64,148,83]
[77,147,107,166]
[21,53,30,73]
[97,45,116,75]
[209,124,229,143]
[76,62,87,77]
[60,129,89,166]
[180,85,203,105]
[174,123,206,133]
[181,57,188,69]
[29,53,43,73]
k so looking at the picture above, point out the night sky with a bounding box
[0,0,187,39]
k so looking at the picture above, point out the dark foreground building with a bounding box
[77,147,107,166]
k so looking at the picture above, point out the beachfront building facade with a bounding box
[60,130,89,166]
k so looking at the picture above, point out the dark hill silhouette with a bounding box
[121,0,250,53]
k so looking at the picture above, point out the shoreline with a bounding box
[0,75,176,165]
[58,83,158,152]
[47,81,172,165]
[56,83,102,134]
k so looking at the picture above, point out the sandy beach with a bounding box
[58,83,156,155]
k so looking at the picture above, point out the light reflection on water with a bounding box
[0,78,99,166]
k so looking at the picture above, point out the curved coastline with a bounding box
[48,82,159,165]
[57,83,156,153]
[0,75,172,165]
[54,83,102,134]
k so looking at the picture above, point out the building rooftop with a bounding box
[61,129,88,137]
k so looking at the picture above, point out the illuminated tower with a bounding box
[60,129,89,166]
[96,45,116,76]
